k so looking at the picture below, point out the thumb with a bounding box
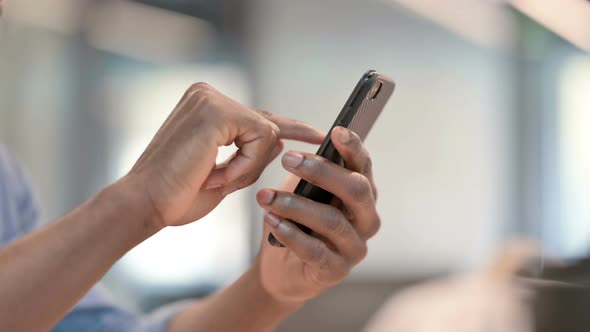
[204,140,284,195]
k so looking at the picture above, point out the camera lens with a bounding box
[368,81,382,100]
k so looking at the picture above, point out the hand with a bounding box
[255,126,380,304]
[126,83,324,228]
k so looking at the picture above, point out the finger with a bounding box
[256,110,325,144]
[210,140,283,172]
[330,126,377,199]
[204,139,284,193]
[204,106,320,190]
[269,140,285,163]
[203,118,279,190]
[257,189,367,263]
[281,151,380,239]
[264,212,349,274]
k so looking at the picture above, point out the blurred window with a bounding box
[555,56,590,258]
[102,65,253,309]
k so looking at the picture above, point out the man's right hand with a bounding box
[0,82,324,332]
[126,82,324,229]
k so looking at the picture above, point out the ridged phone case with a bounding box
[268,70,395,247]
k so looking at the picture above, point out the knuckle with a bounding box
[256,109,274,119]
[269,122,280,140]
[191,83,215,103]
[348,172,373,202]
[303,155,327,177]
[266,122,280,144]
[362,154,373,174]
[356,242,368,262]
[278,223,297,243]
[366,214,381,238]
[189,82,211,92]
[186,82,211,101]
[333,260,352,280]
[323,209,349,236]
[192,93,214,114]
[192,90,225,123]
[196,89,214,101]
[252,115,280,145]
[280,194,297,210]
[306,240,326,264]
[348,240,368,264]
[239,113,258,129]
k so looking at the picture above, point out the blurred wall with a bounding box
[0,22,84,222]
[247,0,518,278]
[0,0,254,310]
[1,0,521,300]
[2,2,590,330]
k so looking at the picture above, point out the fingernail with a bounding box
[264,212,281,228]
[334,126,352,144]
[257,189,276,205]
[282,152,303,169]
[332,126,346,143]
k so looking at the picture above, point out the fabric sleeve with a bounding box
[53,285,190,332]
[0,146,189,332]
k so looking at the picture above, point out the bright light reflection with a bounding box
[557,56,590,258]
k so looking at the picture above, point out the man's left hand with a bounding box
[255,126,381,304]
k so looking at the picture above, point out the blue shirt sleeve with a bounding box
[0,145,42,242]
[54,286,189,332]
[0,146,184,332]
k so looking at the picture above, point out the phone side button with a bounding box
[336,107,349,127]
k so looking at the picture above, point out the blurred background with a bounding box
[1,0,589,331]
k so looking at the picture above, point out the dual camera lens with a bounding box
[368,81,382,100]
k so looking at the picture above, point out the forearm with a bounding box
[167,260,303,332]
[0,176,160,331]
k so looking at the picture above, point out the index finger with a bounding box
[256,110,325,144]
[330,126,377,199]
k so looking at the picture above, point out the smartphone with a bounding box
[268,69,395,247]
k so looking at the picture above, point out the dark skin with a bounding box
[256,126,380,303]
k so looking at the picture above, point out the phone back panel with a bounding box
[349,75,395,141]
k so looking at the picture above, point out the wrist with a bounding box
[166,258,304,332]
[250,257,306,312]
[102,175,165,239]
